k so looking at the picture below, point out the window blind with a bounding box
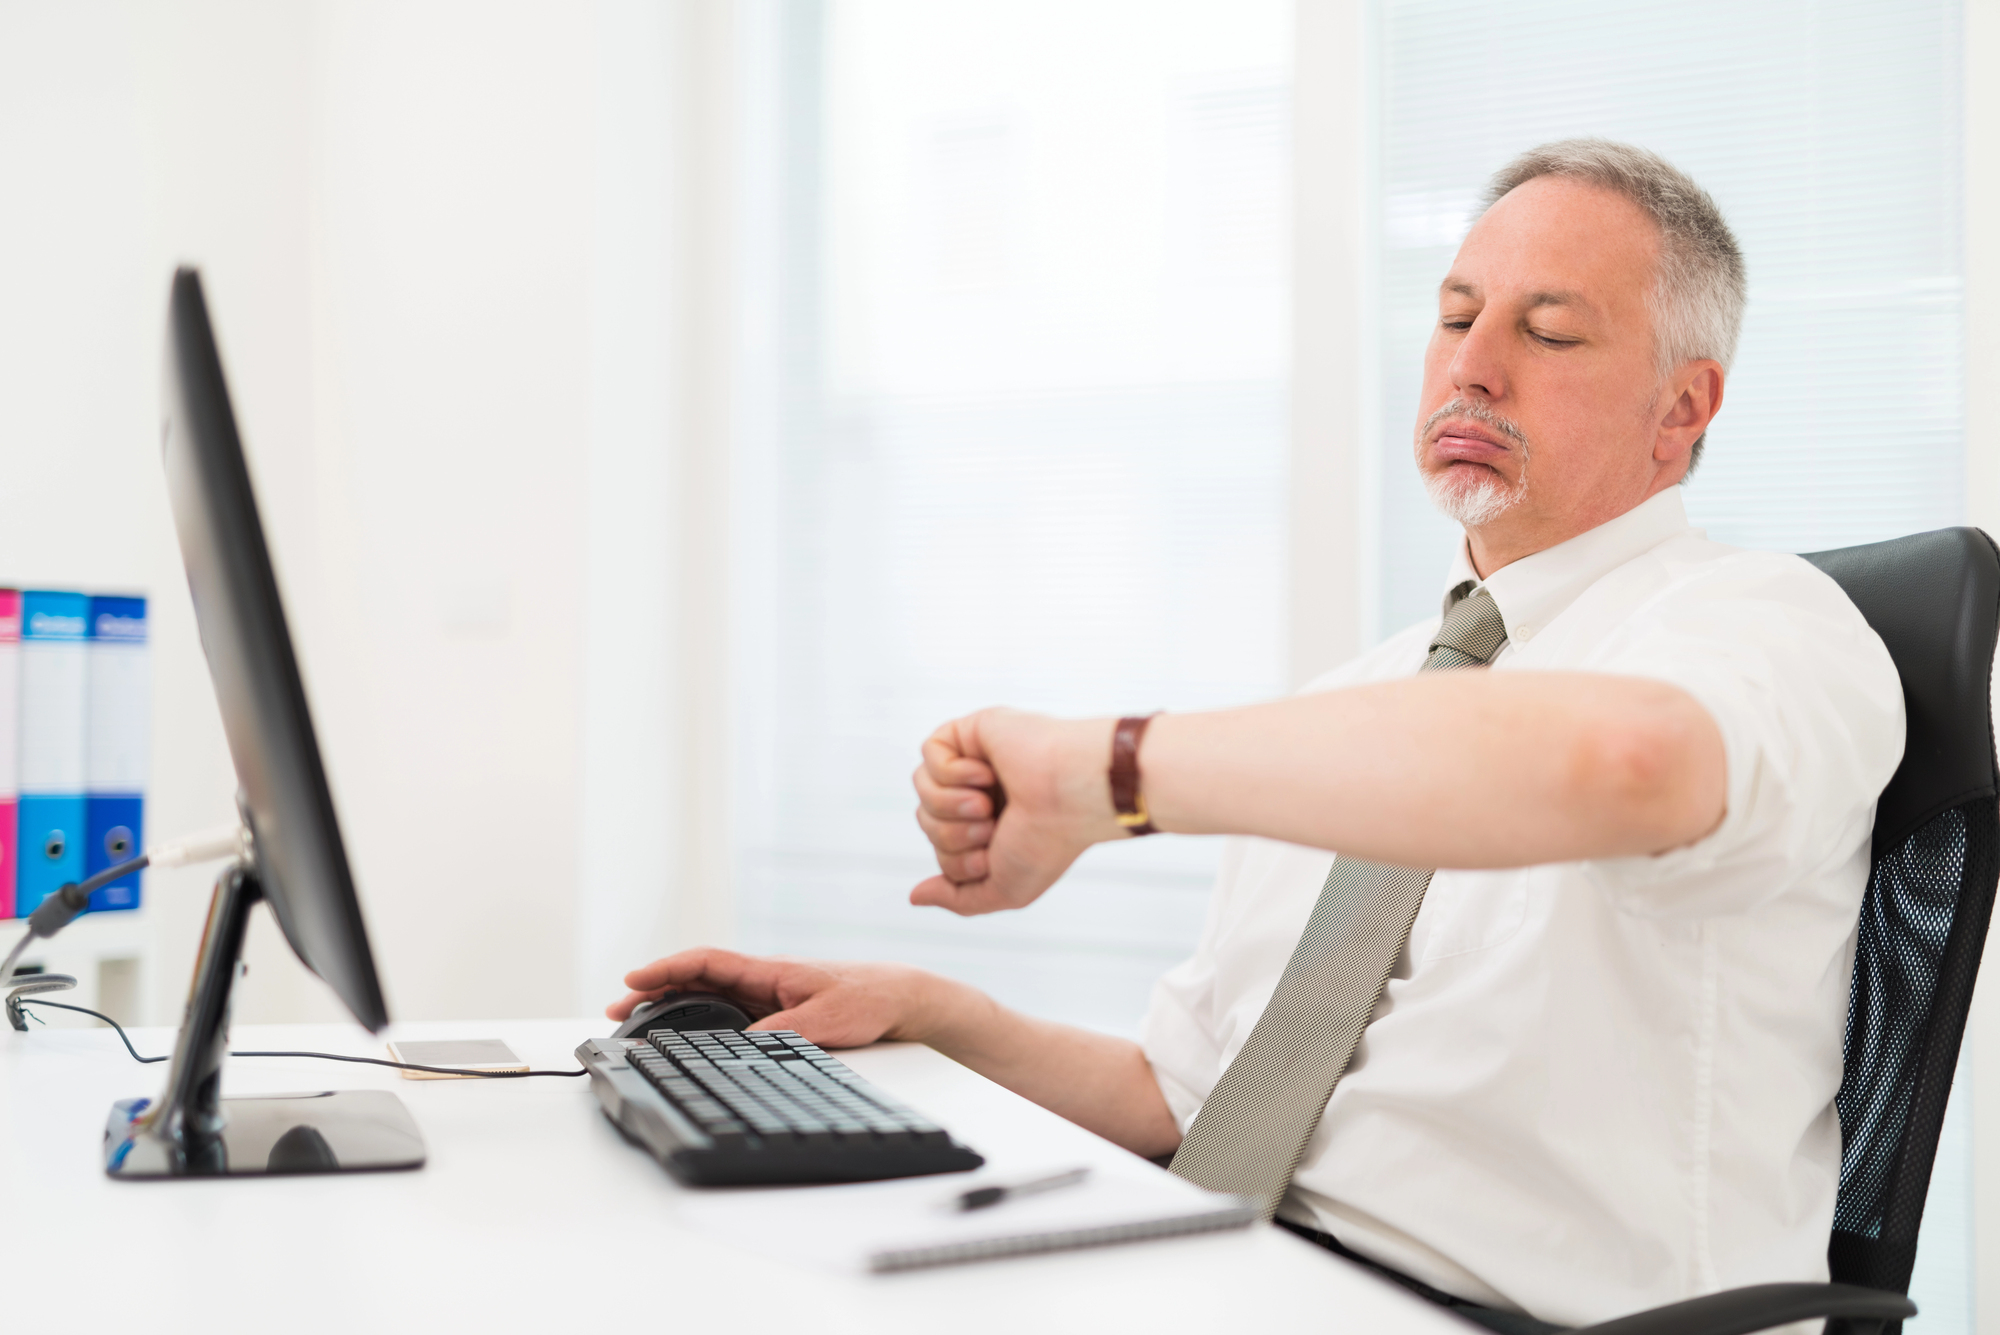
[737,0,1292,1037]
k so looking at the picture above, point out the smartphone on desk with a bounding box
[386,1039,529,1079]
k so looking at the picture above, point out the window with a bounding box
[1372,0,1964,636]
[735,0,1292,1037]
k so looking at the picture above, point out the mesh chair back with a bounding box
[1802,529,2000,1315]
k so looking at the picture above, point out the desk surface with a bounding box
[3,1018,1465,1333]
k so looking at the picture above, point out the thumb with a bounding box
[909,873,1018,917]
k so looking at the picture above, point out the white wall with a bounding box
[0,0,696,1027]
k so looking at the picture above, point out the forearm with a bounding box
[1140,671,1726,866]
[910,670,1727,915]
[898,972,1181,1158]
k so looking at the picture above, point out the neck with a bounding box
[1464,475,1680,578]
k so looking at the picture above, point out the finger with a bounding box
[621,947,788,1008]
[921,724,997,790]
[909,873,1015,917]
[914,807,994,853]
[622,947,733,993]
[934,848,990,883]
[606,989,655,1021]
[913,765,992,821]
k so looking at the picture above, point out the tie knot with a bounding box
[1427,584,1508,669]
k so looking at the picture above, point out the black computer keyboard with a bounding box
[576,1029,984,1185]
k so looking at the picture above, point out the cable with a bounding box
[145,824,248,870]
[229,1049,587,1078]
[0,856,149,996]
[8,822,589,1081]
[74,852,151,900]
[17,1000,588,1079]
[0,826,246,995]
[18,998,169,1062]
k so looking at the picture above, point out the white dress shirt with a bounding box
[1140,488,1905,1327]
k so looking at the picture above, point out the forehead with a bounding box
[1444,175,1660,313]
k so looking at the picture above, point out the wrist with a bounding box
[1108,713,1164,836]
[1067,717,1129,843]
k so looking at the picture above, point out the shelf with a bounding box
[3,909,156,1026]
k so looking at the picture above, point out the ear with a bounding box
[1653,361,1725,469]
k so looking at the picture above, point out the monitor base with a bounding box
[105,1089,426,1177]
[100,861,425,1180]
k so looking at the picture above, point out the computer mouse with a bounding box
[613,990,754,1039]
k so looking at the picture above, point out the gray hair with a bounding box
[1483,139,1745,472]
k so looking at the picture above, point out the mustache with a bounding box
[1419,398,1530,449]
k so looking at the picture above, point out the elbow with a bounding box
[1130,1123,1184,1162]
[1569,689,1726,853]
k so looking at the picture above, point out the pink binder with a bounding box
[0,589,19,918]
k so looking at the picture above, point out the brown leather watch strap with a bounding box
[1110,714,1160,836]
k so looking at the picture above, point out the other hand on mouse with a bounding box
[608,948,942,1051]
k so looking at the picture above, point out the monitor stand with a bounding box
[103,862,426,1178]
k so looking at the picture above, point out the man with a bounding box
[610,141,1903,1331]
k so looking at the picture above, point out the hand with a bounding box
[607,948,944,1050]
[910,707,1125,916]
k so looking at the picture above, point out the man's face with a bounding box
[1415,175,1702,570]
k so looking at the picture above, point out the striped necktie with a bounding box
[1169,582,1509,1217]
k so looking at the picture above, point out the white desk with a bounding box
[3,1018,1465,1333]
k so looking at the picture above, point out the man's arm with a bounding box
[610,948,1183,1158]
[911,670,1727,916]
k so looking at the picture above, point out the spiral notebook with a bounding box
[679,1165,1259,1273]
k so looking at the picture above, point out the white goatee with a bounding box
[1417,398,1531,528]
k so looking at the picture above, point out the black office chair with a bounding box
[1568,527,2000,1335]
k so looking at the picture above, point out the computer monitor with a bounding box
[159,269,385,1029]
[103,268,424,1178]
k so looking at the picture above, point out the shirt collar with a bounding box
[1442,487,1694,645]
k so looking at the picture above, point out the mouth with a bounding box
[1428,420,1513,468]
[1416,401,1531,527]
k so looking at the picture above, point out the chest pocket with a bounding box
[1416,869,1530,962]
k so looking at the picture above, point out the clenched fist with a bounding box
[909,708,1129,916]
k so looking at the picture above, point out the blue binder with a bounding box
[85,595,148,911]
[17,590,89,916]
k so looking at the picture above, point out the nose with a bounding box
[1449,311,1507,404]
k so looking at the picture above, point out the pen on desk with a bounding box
[953,1166,1091,1211]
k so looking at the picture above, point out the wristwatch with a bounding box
[1110,714,1160,836]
